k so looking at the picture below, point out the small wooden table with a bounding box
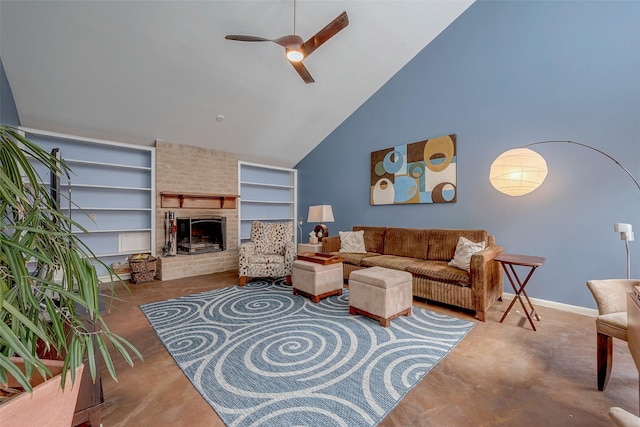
[495,253,545,331]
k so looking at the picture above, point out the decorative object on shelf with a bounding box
[307,205,334,241]
[614,223,634,279]
[0,125,142,404]
[371,134,457,205]
[490,140,640,196]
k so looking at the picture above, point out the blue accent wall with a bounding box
[296,1,640,309]
[0,56,20,125]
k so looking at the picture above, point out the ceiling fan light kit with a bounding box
[225,9,349,83]
[286,49,304,62]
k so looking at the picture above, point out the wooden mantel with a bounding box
[160,192,239,209]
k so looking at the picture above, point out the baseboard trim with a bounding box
[99,273,130,282]
[502,292,597,318]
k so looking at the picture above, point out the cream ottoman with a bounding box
[292,260,343,303]
[348,266,412,327]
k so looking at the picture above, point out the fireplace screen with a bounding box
[176,216,226,255]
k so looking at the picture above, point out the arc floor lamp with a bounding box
[489,140,640,278]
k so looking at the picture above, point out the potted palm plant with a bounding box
[0,124,142,423]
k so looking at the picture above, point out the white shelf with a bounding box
[70,207,152,211]
[240,181,294,189]
[64,158,152,171]
[61,183,151,191]
[72,228,152,234]
[240,217,294,221]
[241,200,294,204]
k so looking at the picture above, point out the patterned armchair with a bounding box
[239,221,295,286]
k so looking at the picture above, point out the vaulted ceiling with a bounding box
[0,1,472,167]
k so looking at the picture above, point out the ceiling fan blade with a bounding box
[302,11,349,57]
[225,35,271,42]
[289,61,315,84]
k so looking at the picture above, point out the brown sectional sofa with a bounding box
[322,226,504,321]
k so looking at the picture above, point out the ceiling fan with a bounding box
[225,6,349,84]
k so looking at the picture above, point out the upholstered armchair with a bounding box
[239,221,295,286]
[586,279,640,390]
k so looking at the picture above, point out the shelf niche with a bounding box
[160,192,239,209]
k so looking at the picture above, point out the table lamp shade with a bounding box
[307,205,334,223]
[489,148,548,196]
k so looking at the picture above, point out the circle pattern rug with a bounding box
[141,278,474,426]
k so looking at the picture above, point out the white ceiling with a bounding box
[0,0,472,168]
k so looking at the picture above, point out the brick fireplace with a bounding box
[155,140,239,280]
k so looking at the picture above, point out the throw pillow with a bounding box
[339,230,366,253]
[448,236,486,272]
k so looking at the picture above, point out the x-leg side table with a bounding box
[495,253,546,331]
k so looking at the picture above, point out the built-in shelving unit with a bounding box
[21,127,156,278]
[238,161,297,244]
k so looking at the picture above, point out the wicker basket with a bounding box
[130,271,155,284]
[129,256,157,273]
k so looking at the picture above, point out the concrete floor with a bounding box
[99,271,637,426]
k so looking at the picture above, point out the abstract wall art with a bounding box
[370,134,457,205]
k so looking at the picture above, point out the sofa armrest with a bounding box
[469,244,504,316]
[322,236,341,253]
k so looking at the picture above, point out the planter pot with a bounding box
[0,357,84,427]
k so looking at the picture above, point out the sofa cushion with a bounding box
[353,226,386,253]
[383,227,430,259]
[339,230,366,253]
[328,251,379,267]
[360,254,422,270]
[406,260,471,287]
[427,229,488,261]
[449,236,486,272]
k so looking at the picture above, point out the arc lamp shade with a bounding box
[490,148,548,196]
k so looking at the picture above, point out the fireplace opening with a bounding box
[176,216,226,255]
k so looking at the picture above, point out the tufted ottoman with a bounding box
[292,260,343,303]
[348,266,412,327]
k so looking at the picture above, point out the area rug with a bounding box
[141,278,474,426]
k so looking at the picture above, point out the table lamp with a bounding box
[307,205,334,242]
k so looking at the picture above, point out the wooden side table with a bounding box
[298,243,323,255]
[495,253,545,331]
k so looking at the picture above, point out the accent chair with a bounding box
[238,221,294,286]
[586,279,640,390]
